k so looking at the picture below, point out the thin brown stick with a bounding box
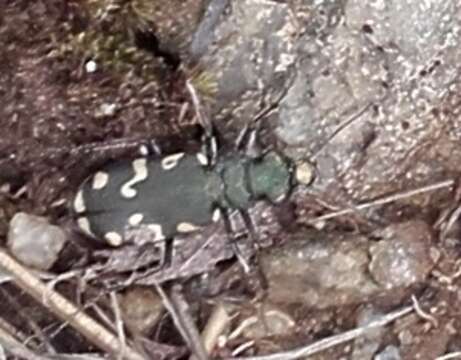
[201,302,232,354]
[411,295,438,328]
[0,321,45,360]
[155,284,209,360]
[0,249,145,360]
[110,291,127,360]
[436,352,461,360]
[311,180,454,223]
[230,306,413,360]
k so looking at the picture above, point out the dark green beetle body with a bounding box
[74,151,294,246]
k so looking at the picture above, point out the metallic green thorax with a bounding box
[74,151,293,245]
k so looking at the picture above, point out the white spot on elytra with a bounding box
[121,158,148,198]
[147,224,165,241]
[161,153,185,170]
[177,222,200,233]
[128,213,144,226]
[196,152,208,166]
[74,190,86,213]
[104,231,123,247]
[77,217,92,235]
[92,171,109,190]
[212,208,221,222]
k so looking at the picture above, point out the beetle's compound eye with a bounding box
[294,161,315,186]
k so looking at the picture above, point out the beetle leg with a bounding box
[186,78,212,136]
[235,124,251,150]
[237,209,269,291]
[201,130,218,167]
[235,125,263,159]
[160,237,174,269]
[219,207,252,273]
[243,128,263,159]
[185,77,219,166]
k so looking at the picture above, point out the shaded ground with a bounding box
[1,1,461,360]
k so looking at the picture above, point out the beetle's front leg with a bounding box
[200,130,218,167]
[236,208,269,291]
[185,78,218,166]
[235,125,263,159]
[218,207,252,273]
[218,207,268,290]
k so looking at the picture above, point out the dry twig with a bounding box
[201,302,232,354]
[311,179,454,223]
[0,249,145,360]
[411,295,438,328]
[0,322,44,360]
[436,352,461,360]
[110,291,127,360]
[230,306,413,360]
[155,284,209,360]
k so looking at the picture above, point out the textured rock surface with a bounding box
[261,230,377,308]
[190,0,299,137]
[118,286,164,335]
[261,221,434,308]
[369,221,434,289]
[191,0,461,210]
[7,212,67,270]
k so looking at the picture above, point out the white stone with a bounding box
[7,212,67,270]
[85,60,97,73]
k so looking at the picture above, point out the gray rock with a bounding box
[118,287,164,335]
[192,0,461,207]
[276,0,461,202]
[261,220,434,308]
[374,345,401,360]
[261,231,379,308]
[7,212,67,270]
[369,221,434,289]
[191,0,298,136]
[351,307,385,360]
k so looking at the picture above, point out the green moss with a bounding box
[188,67,219,100]
[57,0,165,80]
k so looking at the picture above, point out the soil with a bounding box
[1,1,461,360]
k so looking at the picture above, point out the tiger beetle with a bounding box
[72,83,313,272]
[73,131,312,247]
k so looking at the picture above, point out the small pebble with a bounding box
[374,345,401,360]
[85,60,97,73]
[369,221,433,289]
[351,307,384,360]
[100,103,117,117]
[7,212,67,270]
[118,287,164,335]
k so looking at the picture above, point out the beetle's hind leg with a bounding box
[235,124,263,159]
[185,77,219,166]
[219,207,268,291]
[219,207,252,274]
[236,209,269,291]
